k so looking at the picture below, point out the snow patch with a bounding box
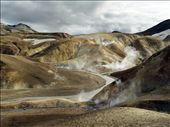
[24,38,56,45]
[152,29,170,40]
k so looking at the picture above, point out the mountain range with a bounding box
[137,19,170,35]
[1,20,170,127]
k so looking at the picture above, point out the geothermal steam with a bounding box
[60,46,142,73]
[66,75,116,102]
[103,46,142,72]
[109,81,139,107]
[56,46,142,104]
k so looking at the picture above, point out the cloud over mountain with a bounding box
[2,1,170,34]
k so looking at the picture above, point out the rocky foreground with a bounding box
[1,20,170,127]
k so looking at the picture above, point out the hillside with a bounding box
[1,21,170,127]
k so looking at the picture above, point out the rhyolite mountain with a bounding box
[0,22,166,73]
[1,21,170,127]
[92,45,170,109]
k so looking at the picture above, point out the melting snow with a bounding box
[24,38,56,45]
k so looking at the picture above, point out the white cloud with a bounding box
[1,1,170,34]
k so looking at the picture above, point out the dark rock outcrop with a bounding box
[137,19,170,35]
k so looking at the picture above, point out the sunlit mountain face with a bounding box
[1,1,170,127]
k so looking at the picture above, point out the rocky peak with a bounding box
[1,22,37,34]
